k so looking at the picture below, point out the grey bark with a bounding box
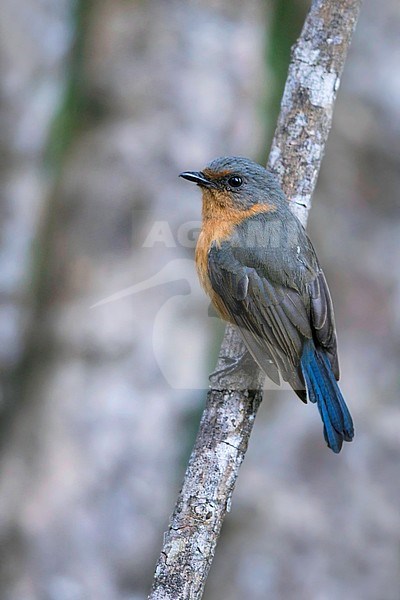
[149,1,363,599]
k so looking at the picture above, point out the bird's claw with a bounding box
[209,350,256,381]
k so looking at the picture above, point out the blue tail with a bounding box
[301,340,354,453]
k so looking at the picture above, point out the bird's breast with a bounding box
[195,225,232,321]
[195,202,277,322]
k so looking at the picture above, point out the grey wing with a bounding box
[308,270,340,379]
[208,244,313,393]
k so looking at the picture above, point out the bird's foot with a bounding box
[209,349,257,382]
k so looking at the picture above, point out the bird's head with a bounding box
[180,156,286,216]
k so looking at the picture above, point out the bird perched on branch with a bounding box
[180,156,354,453]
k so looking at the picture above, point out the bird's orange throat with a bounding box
[195,189,275,321]
[199,188,276,242]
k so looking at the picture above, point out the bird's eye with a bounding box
[228,175,243,188]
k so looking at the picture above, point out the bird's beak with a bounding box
[179,171,214,188]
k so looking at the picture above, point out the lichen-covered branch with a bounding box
[269,0,362,227]
[149,1,362,598]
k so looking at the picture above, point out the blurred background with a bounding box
[0,0,399,599]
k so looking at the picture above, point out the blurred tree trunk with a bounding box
[0,1,266,598]
[0,0,72,409]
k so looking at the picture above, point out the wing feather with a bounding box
[308,271,339,379]
[208,244,312,392]
[207,214,340,390]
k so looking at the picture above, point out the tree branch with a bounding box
[149,1,362,598]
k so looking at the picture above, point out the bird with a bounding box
[180,156,354,453]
